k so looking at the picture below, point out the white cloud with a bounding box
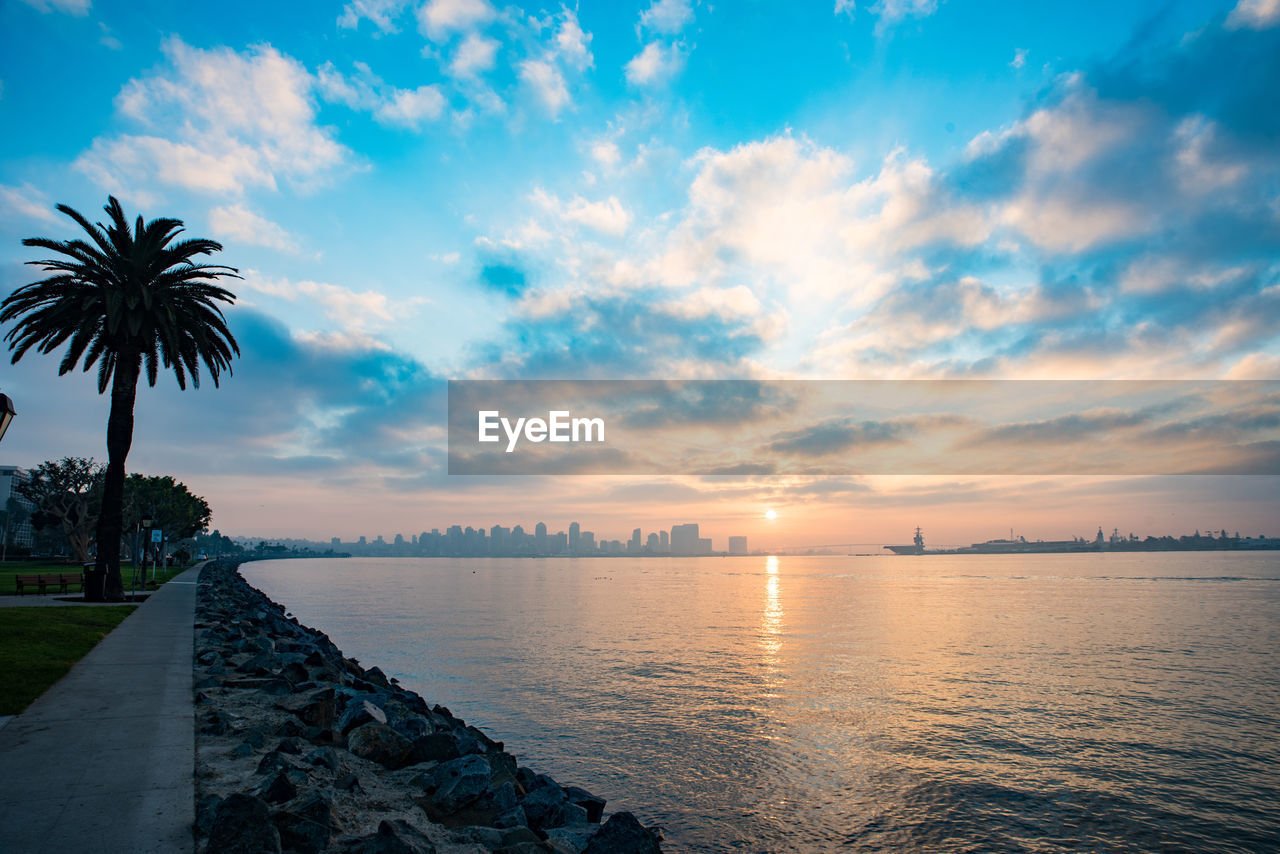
[590,140,622,167]
[1225,0,1280,29]
[317,62,446,129]
[0,183,61,225]
[834,0,856,16]
[242,272,424,332]
[873,0,938,28]
[16,0,89,14]
[564,195,633,236]
[519,59,569,117]
[449,32,499,78]
[208,204,298,252]
[555,8,594,71]
[625,41,685,86]
[337,0,409,32]
[1010,48,1028,69]
[639,0,693,34]
[417,0,494,42]
[530,188,632,236]
[375,85,446,127]
[1172,116,1250,194]
[78,39,349,197]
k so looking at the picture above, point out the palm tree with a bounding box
[1,196,239,600]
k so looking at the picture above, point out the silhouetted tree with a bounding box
[1,197,239,600]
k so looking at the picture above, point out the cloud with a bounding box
[1010,48,1028,69]
[1226,0,1280,30]
[555,8,594,71]
[317,61,446,128]
[563,196,632,236]
[417,0,494,42]
[375,85,446,127]
[0,183,61,225]
[77,38,349,197]
[639,0,694,35]
[449,32,499,78]
[241,272,424,332]
[519,59,569,117]
[590,140,622,167]
[208,204,298,252]
[16,0,89,14]
[338,0,410,32]
[767,418,909,457]
[625,41,685,86]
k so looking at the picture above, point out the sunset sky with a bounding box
[1,0,1278,548]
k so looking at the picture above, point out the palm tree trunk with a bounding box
[89,351,140,602]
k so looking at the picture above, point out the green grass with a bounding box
[0,606,138,714]
[0,561,188,595]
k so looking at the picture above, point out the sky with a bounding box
[0,0,1278,549]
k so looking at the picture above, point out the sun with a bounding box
[764,509,777,521]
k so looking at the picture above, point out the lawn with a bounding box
[0,606,138,714]
[0,561,189,595]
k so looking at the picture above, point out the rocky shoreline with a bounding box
[194,560,663,853]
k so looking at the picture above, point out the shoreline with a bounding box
[194,559,662,853]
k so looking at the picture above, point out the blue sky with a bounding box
[1,0,1278,544]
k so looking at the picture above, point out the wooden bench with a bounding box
[14,573,84,595]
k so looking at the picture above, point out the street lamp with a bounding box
[0,393,15,443]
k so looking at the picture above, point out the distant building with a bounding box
[569,522,580,553]
[728,536,748,555]
[0,465,34,550]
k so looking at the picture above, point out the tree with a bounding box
[1,197,239,600]
[124,473,212,568]
[16,457,103,563]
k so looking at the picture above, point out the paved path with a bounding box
[0,566,199,853]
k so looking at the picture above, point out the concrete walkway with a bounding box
[0,566,199,853]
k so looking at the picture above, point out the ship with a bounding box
[885,527,925,555]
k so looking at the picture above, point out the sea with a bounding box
[242,552,1280,852]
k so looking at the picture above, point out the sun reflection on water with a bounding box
[762,555,783,661]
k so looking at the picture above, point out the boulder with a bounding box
[341,818,438,854]
[339,698,388,734]
[564,786,606,823]
[582,812,662,854]
[207,793,282,854]
[347,722,413,769]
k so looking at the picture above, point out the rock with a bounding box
[335,772,363,792]
[564,786,606,823]
[339,698,388,734]
[415,754,493,823]
[273,812,331,854]
[407,732,460,765]
[297,688,340,729]
[195,793,223,837]
[347,722,413,769]
[273,790,340,854]
[259,771,298,804]
[396,717,434,740]
[582,812,662,854]
[207,793,282,854]
[522,784,571,831]
[276,718,305,738]
[306,746,339,772]
[229,741,256,758]
[546,823,601,853]
[277,737,302,755]
[343,818,438,854]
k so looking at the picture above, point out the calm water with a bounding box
[243,553,1280,852]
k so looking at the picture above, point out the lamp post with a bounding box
[140,516,153,592]
[0,393,15,443]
